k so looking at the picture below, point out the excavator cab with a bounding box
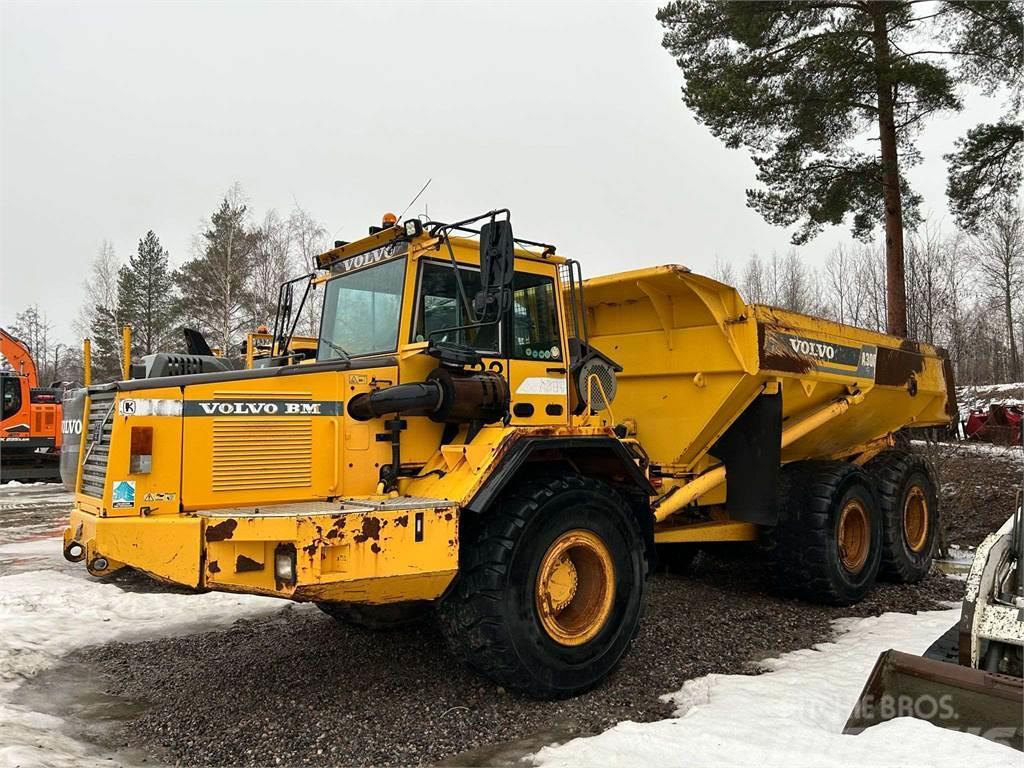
[0,328,63,480]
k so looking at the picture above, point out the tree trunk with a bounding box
[870,8,908,338]
[1005,268,1020,380]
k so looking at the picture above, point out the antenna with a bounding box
[397,178,432,224]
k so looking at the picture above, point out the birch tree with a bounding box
[973,207,1023,381]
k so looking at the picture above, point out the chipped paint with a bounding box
[354,515,382,543]
[205,519,237,542]
[875,345,925,387]
[235,554,263,573]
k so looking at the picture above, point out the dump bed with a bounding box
[582,265,954,470]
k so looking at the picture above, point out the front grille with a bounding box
[211,418,312,492]
[80,390,116,498]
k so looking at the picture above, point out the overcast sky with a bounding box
[1,1,1004,342]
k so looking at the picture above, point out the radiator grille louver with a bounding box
[80,390,116,498]
[211,418,313,491]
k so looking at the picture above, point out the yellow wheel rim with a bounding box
[535,529,616,646]
[903,486,929,553]
[838,499,870,574]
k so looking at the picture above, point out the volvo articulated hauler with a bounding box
[62,210,955,697]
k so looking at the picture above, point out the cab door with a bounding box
[505,265,569,426]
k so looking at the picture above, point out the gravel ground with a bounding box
[928,442,1022,548]
[80,565,965,768]
[66,447,1021,768]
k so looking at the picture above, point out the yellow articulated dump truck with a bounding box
[61,210,955,697]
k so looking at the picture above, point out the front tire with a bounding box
[864,449,939,583]
[775,462,882,605]
[439,475,647,699]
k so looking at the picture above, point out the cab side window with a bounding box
[510,273,562,362]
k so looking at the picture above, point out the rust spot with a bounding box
[394,514,409,527]
[444,512,453,521]
[370,542,381,554]
[235,555,263,573]
[208,560,220,574]
[875,346,925,387]
[326,529,339,539]
[354,516,382,543]
[205,519,237,542]
[303,542,318,556]
[758,324,813,374]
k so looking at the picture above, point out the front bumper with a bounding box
[63,497,460,603]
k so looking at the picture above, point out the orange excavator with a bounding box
[1,328,65,481]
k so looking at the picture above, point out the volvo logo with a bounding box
[196,401,323,416]
[788,337,837,361]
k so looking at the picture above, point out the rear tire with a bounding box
[316,600,431,630]
[864,449,939,583]
[775,461,881,605]
[439,475,647,699]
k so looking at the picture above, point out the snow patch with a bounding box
[0,539,284,767]
[533,609,1018,768]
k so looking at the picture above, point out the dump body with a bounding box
[583,265,951,495]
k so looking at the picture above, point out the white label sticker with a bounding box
[118,399,183,417]
[515,377,568,396]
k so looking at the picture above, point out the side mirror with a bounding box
[475,219,514,320]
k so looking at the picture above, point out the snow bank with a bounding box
[533,609,1018,768]
[956,382,1024,415]
[0,540,283,767]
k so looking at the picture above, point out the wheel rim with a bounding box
[838,499,870,574]
[903,486,929,553]
[535,529,616,646]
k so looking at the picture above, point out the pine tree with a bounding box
[657,0,1023,337]
[116,230,178,356]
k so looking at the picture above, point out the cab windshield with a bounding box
[318,257,406,360]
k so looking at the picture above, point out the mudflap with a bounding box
[844,648,1023,751]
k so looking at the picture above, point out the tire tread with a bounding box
[438,474,643,698]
